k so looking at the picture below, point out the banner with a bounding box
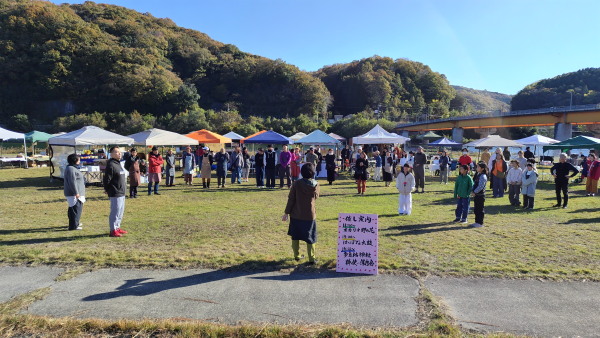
[336,213,378,275]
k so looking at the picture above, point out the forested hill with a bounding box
[452,86,511,112]
[0,0,330,121]
[511,68,600,110]
[314,56,456,120]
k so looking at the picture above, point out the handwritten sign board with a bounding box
[336,213,378,275]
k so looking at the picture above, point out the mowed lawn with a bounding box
[0,167,599,280]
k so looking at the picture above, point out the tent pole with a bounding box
[23,137,28,169]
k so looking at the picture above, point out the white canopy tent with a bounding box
[223,131,244,141]
[289,132,307,142]
[464,135,523,149]
[515,135,559,146]
[0,126,28,168]
[48,126,134,179]
[128,128,198,146]
[352,124,410,145]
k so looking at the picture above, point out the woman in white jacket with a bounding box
[521,162,538,210]
[396,163,416,215]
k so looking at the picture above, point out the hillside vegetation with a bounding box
[451,85,511,112]
[511,68,600,110]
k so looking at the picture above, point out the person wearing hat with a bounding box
[413,146,427,193]
[182,146,196,186]
[124,147,141,198]
[396,163,416,215]
[147,146,164,195]
[200,146,214,188]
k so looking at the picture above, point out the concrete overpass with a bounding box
[395,104,600,143]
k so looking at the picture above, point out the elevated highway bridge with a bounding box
[395,104,600,142]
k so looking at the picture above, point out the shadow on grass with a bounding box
[0,226,66,235]
[561,218,600,225]
[382,222,468,236]
[0,234,106,246]
[81,259,348,301]
[0,175,57,189]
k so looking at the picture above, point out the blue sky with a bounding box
[52,0,599,95]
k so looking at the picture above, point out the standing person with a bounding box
[524,147,534,160]
[516,151,528,170]
[470,162,488,228]
[396,163,416,215]
[103,146,128,237]
[506,160,523,206]
[521,162,538,209]
[254,148,265,188]
[341,145,350,172]
[147,146,164,195]
[64,154,85,231]
[230,146,243,184]
[164,149,175,187]
[124,148,141,198]
[291,147,302,181]
[382,150,395,187]
[304,148,318,178]
[503,147,511,161]
[439,151,450,184]
[480,148,491,166]
[264,145,278,189]
[488,148,503,172]
[413,146,427,193]
[354,151,369,195]
[453,164,473,224]
[373,151,382,181]
[195,146,204,172]
[181,146,196,186]
[241,147,251,183]
[279,145,293,188]
[282,163,320,265]
[314,147,323,178]
[491,153,507,198]
[214,148,230,188]
[458,148,472,168]
[200,147,214,188]
[585,154,599,196]
[324,148,337,185]
[550,153,579,208]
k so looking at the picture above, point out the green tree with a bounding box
[7,114,31,132]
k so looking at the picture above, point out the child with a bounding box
[506,159,523,206]
[471,162,488,228]
[396,163,416,215]
[453,164,473,224]
[521,162,538,209]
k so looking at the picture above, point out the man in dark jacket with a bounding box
[254,148,265,188]
[341,145,350,171]
[413,146,427,193]
[550,153,580,208]
[103,146,128,237]
[264,145,278,189]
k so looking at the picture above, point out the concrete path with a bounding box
[2,266,600,336]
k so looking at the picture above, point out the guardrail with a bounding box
[396,103,600,128]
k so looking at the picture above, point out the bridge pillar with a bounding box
[554,123,572,141]
[400,130,409,138]
[452,127,464,143]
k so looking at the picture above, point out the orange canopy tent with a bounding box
[240,130,266,144]
[185,129,232,150]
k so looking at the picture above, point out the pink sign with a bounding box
[336,213,378,275]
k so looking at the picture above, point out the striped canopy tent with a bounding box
[185,129,232,150]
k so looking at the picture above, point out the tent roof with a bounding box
[289,132,307,141]
[542,135,600,151]
[515,134,560,146]
[296,130,341,145]
[328,132,346,141]
[25,130,54,143]
[463,135,523,148]
[420,131,442,139]
[352,124,409,145]
[48,126,134,146]
[185,129,232,144]
[240,130,267,144]
[243,130,293,144]
[429,137,462,145]
[223,131,244,140]
[128,128,199,146]
[0,127,25,140]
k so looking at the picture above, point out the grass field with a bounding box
[0,167,599,280]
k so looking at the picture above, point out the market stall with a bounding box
[243,130,293,145]
[296,130,342,177]
[48,126,134,181]
[185,129,232,150]
[129,128,199,146]
[289,132,307,142]
[0,127,28,168]
[352,124,410,145]
[328,132,347,144]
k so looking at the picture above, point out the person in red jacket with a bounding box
[147,146,164,195]
[458,148,472,168]
[585,154,600,196]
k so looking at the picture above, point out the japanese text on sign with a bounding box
[336,213,378,275]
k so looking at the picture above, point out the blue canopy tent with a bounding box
[243,130,293,144]
[296,130,341,145]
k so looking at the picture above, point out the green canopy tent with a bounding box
[418,131,442,144]
[542,135,600,152]
[25,130,54,155]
